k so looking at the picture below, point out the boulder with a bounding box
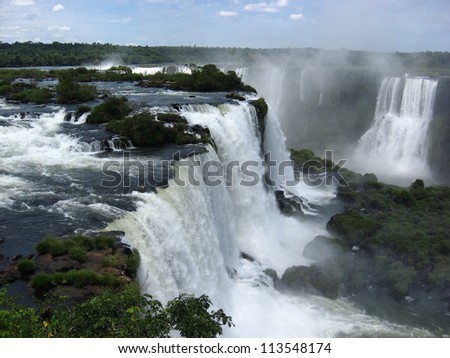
[303,235,345,261]
[281,265,340,299]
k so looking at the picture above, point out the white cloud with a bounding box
[290,13,304,20]
[219,11,237,17]
[244,0,289,13]
[10,0,35,6]
[108,17,132,23]
[47,25,71,31]
[51,4,65,12]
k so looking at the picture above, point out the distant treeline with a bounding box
[1,41,450,69]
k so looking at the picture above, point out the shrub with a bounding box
[249,98,268,122]
[76,105,91,116]
[56,77,96,104]
[70,236,95,251]
[125,249,140,279]
[94,235,116,250]
[106,112,198,147]
[36,236,67,256]
[31,273,54,293]
[100,255,119,268]
[69,247,87,263]
[86,96,131,124]
[16,259,35,273]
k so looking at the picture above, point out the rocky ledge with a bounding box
[0,231,139,302]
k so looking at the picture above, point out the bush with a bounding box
[86,96,131,124]
[31,273,54,293]
[36,236,67,256]
[106,112,198,147]
[100,255,119,268]
[56,76,96,104]
[94,235,116,250]
[125,249,140,278]
[17,259,35,273]
[76,105,91,116]
[69,247,87,263]
[0,285,233,338]
[70,236,95,251]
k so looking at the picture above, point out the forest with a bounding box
[0,41,450,70]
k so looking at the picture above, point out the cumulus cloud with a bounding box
[289,13,304,20]
[47,25,71,31]
[51,4,65,12]
[244,0,288,13]
[219,11,237,17]
[10,0,35,6]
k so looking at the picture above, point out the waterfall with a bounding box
[106,101,428,337]
[354,77,438,183]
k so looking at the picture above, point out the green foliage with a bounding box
[31,269,119,293]
[166,294,234,338]
[94,235,117,250]
[0,285,232,338]
[250,98,268,121]
[35,236,67,256]
[37,235,116,256]
[68,247,87,263]
[138,64,256,93]
[56,76,96,104]
[31,273,54,293]
[0,289,47,338]
[100,255,120,268]
[290,148,344,175]
[125,249,140,279]
[86,96,131,124]
[106,112,199,147]
[9,87,52,104]
[16,259,36,273]
[76,105,91,116]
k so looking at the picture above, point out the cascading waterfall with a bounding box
[354,77,438,183]
[107,101,431,337]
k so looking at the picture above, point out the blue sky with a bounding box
[0,0,449,52]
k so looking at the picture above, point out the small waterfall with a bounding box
[354,77,438,183]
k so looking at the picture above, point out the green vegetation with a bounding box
[56,76,96,104]
[86,96,132,124]
[286,148,450,303]
[35,235,116,257]
[31,269,120,293]
[68,246,87,263]
[106,111,208,147]
[137,64,256,92]
[125,249,140,279]
[0,42,449,73]
[0,285,233,338]
[16,259,36,273]
[0,81,52,104]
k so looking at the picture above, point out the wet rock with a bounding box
[303,235,345,262]
[281,265,340,299]
[275,190,304,215]
[0,264,21,285]
[12,254,22,262]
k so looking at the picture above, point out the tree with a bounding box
[0,285,233,338]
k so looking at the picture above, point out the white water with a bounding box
[354,77,438,184]
[107,102,431,337]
